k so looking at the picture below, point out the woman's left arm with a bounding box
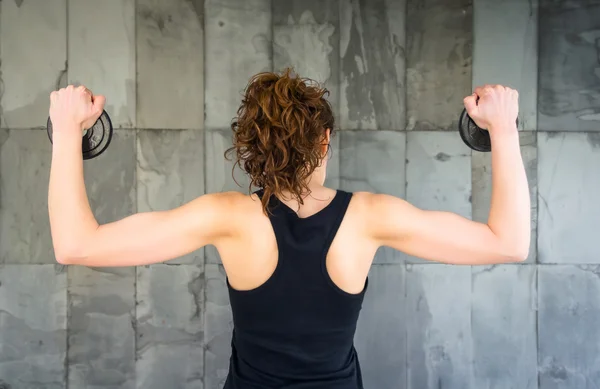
[48,85,232,267]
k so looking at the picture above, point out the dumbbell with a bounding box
[47,111,113,160]
[458,108,519,152]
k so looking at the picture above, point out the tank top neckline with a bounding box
[268,190,341,221]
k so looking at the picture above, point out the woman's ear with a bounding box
[322,128,332,156]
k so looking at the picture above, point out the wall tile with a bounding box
[0,0,67,129]
[538,132,600,263]
[538,265,600,387]
[205,128,252,194]
[68,0,136,128]
[339,130,407,265]
[136,264,204,389]
[406,0,472,131]
[325,133,341,189]
[0,130,53,264]
[83,131,137,224]
[472,0,538,131]
[204,264,233,389]
[204,0,272,130]
[339,131,406,197]
[538,1,600,131]
[0,264,67,389]
[471,265,537,389]
[406,131,471,220]
[136,0,204,130]
[68,266,136,389]
[274,0,340,118]
[406,264,473,389]
[354,264,406,389]
[138,130,204,264]
[339,0,406,131]
[472,132,538,263]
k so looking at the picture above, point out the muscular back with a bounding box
[217,189,377,295]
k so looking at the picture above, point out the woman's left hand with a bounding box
[49,85,106,136]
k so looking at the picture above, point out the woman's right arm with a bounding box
[53,192,241,267]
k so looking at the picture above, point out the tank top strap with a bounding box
[321,190,353,252]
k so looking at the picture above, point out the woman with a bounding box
[48,70,529,389]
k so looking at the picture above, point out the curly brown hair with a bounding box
[225,68,335,214]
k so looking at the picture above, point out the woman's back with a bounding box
[222,188,370,388]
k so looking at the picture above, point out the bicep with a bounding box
[369,194,525,265]
[62,193,231,267]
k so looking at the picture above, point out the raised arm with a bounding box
[48,86,234,267]
[368,85,530,265]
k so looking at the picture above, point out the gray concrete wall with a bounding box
[0,0,599,388]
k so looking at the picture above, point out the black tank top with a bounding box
[223,189,368,389]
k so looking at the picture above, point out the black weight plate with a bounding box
[458,108,491,152]
[81,111,113,160]
[47,110,113,160]
[458,109,520,152]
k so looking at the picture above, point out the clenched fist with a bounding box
[463,84,518,135]
[49,85,106,136]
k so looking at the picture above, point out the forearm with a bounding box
[487,126,530,257]
[48,129,98,258]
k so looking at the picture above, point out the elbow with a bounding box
[53,229,98,265]
[506,250,528,263]
[489,227,530,263]
[502,244,530,263]
[54,244,86,265]
[55,254,76,265]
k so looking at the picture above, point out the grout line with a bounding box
[534,130,540,264]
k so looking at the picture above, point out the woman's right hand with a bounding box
[463,84,519,135]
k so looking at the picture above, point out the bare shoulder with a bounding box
[196,190,264,231]
[177,191,256,237]
[199,190,260,214]
[347,191,415,241]
[348,191,409,216]
[218,190,264,213]
[346,191,376,216]
[197,191,270,260]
